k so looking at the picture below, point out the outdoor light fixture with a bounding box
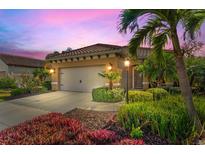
[49,68,55,74]
[124,59,130,67]
[124,59,130,103]
[107,63,112,71]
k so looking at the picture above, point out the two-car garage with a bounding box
[60,66,105,92]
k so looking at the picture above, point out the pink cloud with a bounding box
[21,10,120,27]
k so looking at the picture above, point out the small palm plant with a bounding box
[98,71,121,90]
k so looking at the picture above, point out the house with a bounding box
[45,43,151,92]
[0,53,44,77]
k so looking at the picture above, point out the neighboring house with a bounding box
[0,53,44,77]
[45,43,151,92]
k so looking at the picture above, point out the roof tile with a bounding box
[0,53,44,68]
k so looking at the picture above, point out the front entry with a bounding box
[132,67,143,89]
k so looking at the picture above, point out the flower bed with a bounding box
[0,112,143,145]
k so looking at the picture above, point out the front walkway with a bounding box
[0,91,123,131]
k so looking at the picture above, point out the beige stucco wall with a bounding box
[45,57,122,90]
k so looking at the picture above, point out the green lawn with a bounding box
[0,90,11,102]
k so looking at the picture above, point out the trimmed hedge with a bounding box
[118,96,205,144]
[31,86,48,93]
[128,90,153,103]
[146,88,169,100]
[11,86,48,97]
[11,88,30,96]
[92,87,124,102]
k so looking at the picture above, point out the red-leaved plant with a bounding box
[0,113,144,145]
[88,129,117,144]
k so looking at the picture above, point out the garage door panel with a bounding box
[60,66,105,92]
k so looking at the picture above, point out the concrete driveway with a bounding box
[0,91,123,131]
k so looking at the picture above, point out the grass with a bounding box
[0,89,11,102]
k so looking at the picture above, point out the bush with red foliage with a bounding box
[0,113,86,145]
[0,112,144,145]
[88,129,117,144]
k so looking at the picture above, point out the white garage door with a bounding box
[60,66,105,92]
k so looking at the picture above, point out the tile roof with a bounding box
[45,43,154,60]
[0,53,44,68]
[46,43,123,60]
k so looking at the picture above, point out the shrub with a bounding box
[146,88,169,100]
[1,113,142,145]
[128,90,153,103]
[17,74,38,90]
[43,81,52,90]
[88,129,117,144]
[0,77,16,89]
[11,88,30,96]
[118,96,194,143]
[31,86,48,94]
[164,87,181,95]
[0,113,88,145]
[92,87,124,102]
[193,96,205,122]
[130,126,143,139]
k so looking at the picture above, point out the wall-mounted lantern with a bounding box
[49,68,55,74]
[107,63,112,71]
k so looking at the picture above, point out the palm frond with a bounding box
[181,10,205,40]
[118,9,171,33]
[128,17,167,56]
[152,30,169,65]
[118,9,151,33]
[98,72,106,78]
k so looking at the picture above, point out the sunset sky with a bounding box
[0,9,204,59]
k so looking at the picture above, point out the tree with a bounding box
[186,57,205,92]
[98,71,121,90]
[118,9,205,134]
[182,40,204,57]
[33,68,50,85]
[137,52,177,87]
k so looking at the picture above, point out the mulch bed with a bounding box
[64,108,170,145]
[64,108,116,130]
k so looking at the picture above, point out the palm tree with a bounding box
[119,9,205,134]
[137,52,177,87]
[98,71,121,90]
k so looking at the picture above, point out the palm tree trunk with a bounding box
[175,55,203,133]
[109,80,113,90]
[171,28,203,134]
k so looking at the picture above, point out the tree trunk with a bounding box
[109,80,113,90]
[175,55,203,133]
[171,27,203,135]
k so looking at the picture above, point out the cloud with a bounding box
[0,9,204,59]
